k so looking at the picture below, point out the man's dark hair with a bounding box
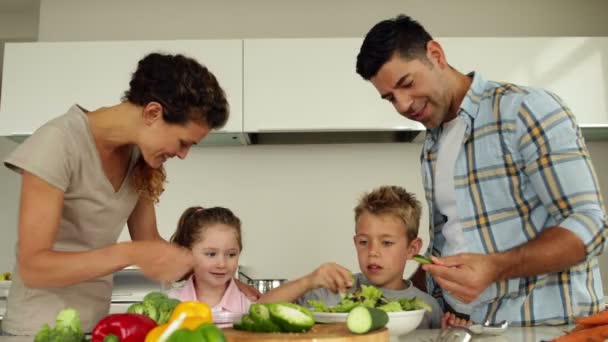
[356,14,433,80]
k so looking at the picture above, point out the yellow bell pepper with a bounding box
[168,301,212,323]
[145,302,213,342]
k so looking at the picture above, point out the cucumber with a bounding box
[268,303,315,333]
[346,305,389,334]
[413,254,432,264]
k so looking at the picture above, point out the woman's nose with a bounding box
[177,146,190,159]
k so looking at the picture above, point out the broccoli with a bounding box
[34,308,86,342]
[128,291,181,324]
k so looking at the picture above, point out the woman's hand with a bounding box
[130,241,195,282]
[307,262,353,294]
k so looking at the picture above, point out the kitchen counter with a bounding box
[0,326,570,341]
[401,326,568,341]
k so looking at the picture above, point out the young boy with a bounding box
[260,185,467,328]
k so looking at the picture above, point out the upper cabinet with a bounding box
[243,38,424,133]
[439,37,608,126]
[0,40,244,141]
[244,37,608,135]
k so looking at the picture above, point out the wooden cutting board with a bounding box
[223,323,388,341]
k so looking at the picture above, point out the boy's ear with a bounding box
[406,237,423,259]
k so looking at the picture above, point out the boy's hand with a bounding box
[307,262,353,294]
[440,312,472,329]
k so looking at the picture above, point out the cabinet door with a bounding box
[244,38,424,132]
[0,40,242,135]
[440,37,608,126]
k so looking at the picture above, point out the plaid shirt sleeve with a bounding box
[515,90,608,258]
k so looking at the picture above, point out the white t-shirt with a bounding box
[434,116,476,314]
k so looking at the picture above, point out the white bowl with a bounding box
[212,311,244,328]
[313,309,426,337]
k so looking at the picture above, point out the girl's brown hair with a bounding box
[170,206,242,282]
[170,206,243,251]
[354,185,422,242]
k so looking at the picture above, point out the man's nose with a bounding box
[394,94,414,115]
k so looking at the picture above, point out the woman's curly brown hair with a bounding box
[123,53,229,202]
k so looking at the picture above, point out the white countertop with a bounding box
[400,326,568,341]
[0,326,570,341]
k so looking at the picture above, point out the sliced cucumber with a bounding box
[413,254,432,264]
[268,303,315,333]
[346,305,389,334]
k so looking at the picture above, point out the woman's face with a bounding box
[139,103,210,168]
[191,224,241,290]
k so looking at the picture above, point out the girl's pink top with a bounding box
[167,275,252,314]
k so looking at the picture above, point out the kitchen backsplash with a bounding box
[0,138,607,293]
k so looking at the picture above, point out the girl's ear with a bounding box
[406,237,423,259]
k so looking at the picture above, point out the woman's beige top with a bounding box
[3,105,140,335]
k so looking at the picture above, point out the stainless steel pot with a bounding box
[238,272,286,294]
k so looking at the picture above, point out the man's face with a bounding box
[370,46,452,129]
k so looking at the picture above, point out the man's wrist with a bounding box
[491,248,523,281]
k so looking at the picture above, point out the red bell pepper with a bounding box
[92,313,157,342]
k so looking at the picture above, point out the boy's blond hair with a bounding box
[354,185,422,241]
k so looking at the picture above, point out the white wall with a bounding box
[0,0,607,286]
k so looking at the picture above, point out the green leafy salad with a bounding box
[308,284,432,313]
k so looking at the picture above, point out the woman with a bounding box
[1,53,230,335]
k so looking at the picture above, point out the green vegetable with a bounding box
[34,308,86,342]
[248,304,281,332]
[166,328,204,342]
[413,254,432,264]
[308,300,330,313]
[399,297,432,312]
[376,301,402,312]
[103,334,120,342]
[309,284,433,314]
[346,306,389,334]
[127,291,180,324]
[233,303,314,333]
[197,322,227,341]
[268,303,315,333]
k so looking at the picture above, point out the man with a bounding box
[356,14,607,326]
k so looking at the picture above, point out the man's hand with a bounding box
[422,253,502,303]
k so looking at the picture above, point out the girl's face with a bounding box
[191,224,241,289]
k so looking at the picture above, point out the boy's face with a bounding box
[354,211,421,290]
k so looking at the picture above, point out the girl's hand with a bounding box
[131,240,194,282]
[234,278,262,301]
[307,262,353,294]
[440,312,473,329]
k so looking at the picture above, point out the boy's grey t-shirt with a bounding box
[296,273,442,329]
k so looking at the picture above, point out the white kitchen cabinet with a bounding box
[438,37,608,126]
[243,38,424,133]
[244,37,608,134]
[0,40,245,143]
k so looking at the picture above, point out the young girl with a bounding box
[167,206,251,315]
